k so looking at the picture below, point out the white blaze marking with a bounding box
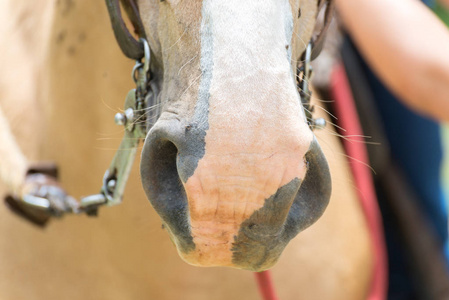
[199,0,307,122]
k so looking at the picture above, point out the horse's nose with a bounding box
[140,117,331,271]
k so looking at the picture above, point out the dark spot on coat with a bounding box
[56,30,66,44]
[59,0,75,16]
[67,46,76,55]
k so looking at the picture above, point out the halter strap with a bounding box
[105,0,147,60]
[106,0,334,62]
[310,0,335,60]
[296,0,335,130]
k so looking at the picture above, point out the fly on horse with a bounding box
[0,0,373,299]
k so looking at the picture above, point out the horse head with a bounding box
[135,0,331,271]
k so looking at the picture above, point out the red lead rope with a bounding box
[253,63,387,300]
[254,271,279,300]
[330,64,388,300]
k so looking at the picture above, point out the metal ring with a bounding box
[132,61,144,83]
[302,43,312,95]
[304,43,312,68]
[132,39,150,83]
[140,38,151,74]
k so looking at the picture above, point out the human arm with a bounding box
[441,0,449,10]
[335,0,449,122]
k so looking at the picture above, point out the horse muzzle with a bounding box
[140,117,331,271]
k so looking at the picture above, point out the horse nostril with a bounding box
[140,124,195,253]
[141,137,182,208]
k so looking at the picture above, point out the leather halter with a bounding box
[312,0,335,60]
[106,0,335,61]
[107,0,334,129]
[105,0,146,60]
